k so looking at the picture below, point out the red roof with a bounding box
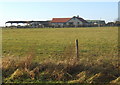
[51,18,71,23]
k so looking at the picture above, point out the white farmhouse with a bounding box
[51,16,88,27]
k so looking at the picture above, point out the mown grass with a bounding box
[2,27,120,84]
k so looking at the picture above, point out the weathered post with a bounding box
[75,39,79,60]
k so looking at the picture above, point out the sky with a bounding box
[0,0,119,26]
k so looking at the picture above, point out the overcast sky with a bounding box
[0,0,119,26]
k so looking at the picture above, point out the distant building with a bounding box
[5,21,51,28]
[29,21,51,28]
[5,16,108,28]
[115,21,120,26]
[106,22,115,26]
[86,20,106,27]
[51,16,88,27]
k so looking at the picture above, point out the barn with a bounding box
[51,16,88,27]
[5,21,51,28]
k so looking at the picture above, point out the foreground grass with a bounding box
[2,54,120,84]
[2,27,120,84]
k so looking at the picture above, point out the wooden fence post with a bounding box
[75,39,79,59]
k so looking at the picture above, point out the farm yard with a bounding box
[2,27,120,84]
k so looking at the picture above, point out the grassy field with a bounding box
[2,27,118,60]
[2,27,120,84]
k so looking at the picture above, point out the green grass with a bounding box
[2,27,118,61]
[2,27,119,84]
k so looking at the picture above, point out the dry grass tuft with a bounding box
[2,49,120,84]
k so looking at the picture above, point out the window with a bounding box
[69,22,73,25]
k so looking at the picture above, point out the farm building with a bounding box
[5,21,51,28]
[29,21,51,28]
[86,20,106,27]
[51,16,88,27]
[5,16,107,28]
[106,22,115,26]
